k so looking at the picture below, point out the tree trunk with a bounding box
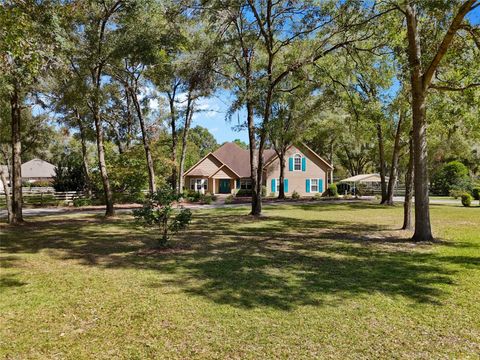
[386,112,404,205]
[277,151,285,199]
[178,92,193,193]
[75,109,92,197]
[246,101,259,215]
[406,4,433,241]
[402,133,414,230]
[131,88,156,194]
[252,131,266,216]
[0,166,13,224]
[168,92,178,192]
[92,104,115,217]
[10,87,23,224]
[376,119,388,203]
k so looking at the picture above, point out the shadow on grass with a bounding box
[1,210,476,310]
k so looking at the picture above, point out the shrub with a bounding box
[200,193,213,204]
[133,186,192,247]
[344,194,353,200]
[236,189,252,197]
[313,192,322,200]
[32,180,53,187]
[449,189,465,199]
[184,190,201,203]
[291,191,300,199]
[431,161,471,196]
[224,195,234,204]
[261,185,267,197]
[472,187,480,201]
[327,183,338,197]
[461,193,472,207]
[73,198,92,207]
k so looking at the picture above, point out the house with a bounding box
[184,142,333,196]
[0,159,56,191]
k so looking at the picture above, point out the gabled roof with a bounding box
[212,142,276,178]
[0,159,56,179]
[263,142,333,170]
[184,142,330,179]
[21,159,56,178]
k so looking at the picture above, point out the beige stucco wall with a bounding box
[264,145,329,197]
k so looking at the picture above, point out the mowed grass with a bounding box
[1,202,479,359]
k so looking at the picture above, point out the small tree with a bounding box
[133,186,192,247]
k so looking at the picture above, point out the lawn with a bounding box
[1,202,479,359]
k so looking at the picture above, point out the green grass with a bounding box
[1,203,479,359]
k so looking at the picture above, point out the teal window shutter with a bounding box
[288,157,293,171]
[271,178,276,192]
[306,179,310,193]
[319,178,323,193]
[302,157,306,172]
[284,179,289,193]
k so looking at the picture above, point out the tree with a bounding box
[431,161,471,196]
[399,0,480,241]
[133,186,192,247]
[53,152,88,192]
[213,0,383,215]
[0,0,62,223]
[71,0,126,217]
[268,79,316,199]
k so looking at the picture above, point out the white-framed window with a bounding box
[294,154,302,171]
[276,179,280,192]
[311,179,318,192]
[190,178,207,191]
[240,179,252,190]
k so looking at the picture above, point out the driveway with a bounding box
[0,196,462,219]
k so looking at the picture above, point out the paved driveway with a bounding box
[0,196,463,220]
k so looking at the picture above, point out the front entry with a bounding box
[219,179,231,194]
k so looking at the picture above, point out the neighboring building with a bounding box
[338,173,390,195]
[184,142,333,197]
[0,159,56,191]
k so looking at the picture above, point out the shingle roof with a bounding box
[212,142,276,178]
[21,159,56,178]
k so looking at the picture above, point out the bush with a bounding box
[184,190,202,202]
[224,195,234,204]
[32,180,53,187]
[200,193,213,204]
[323,183,338,197]
[472,187,480,201]
[261,185,267,197]
[291,191,300,199]
[313,192,322,200]
[461,193,472,207]
[431,161,471,196]
[344,194,353,200]
[73,198,92,207]
[236,189,252,197]
[449,189,465,199]
[133,186,192,246]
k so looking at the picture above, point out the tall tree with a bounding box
[72,0,127,216]
[0,0,62,223]
[399,0,479,241]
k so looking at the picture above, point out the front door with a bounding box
[219,179,231,194]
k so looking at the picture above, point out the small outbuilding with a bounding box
[0,159,56,191]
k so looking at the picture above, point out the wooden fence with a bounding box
[0,189,84,207]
